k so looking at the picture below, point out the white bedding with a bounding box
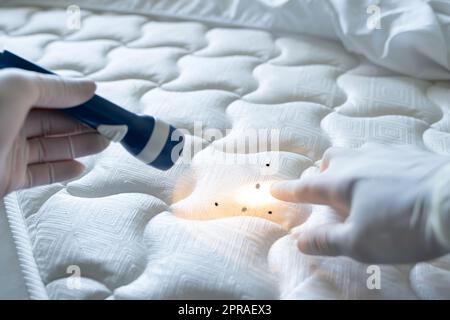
[6,0,450,79]
[0,0,450,299]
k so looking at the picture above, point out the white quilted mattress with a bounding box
[2,1,450,300]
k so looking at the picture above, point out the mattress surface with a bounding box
[1,4,450,299]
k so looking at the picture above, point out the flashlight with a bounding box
[0,50,184,170]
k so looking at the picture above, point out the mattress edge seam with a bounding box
[3,193,48,300]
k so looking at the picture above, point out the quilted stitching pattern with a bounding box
[1,6,450,299]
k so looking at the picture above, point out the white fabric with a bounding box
[4,0,450,80]
[426,163,450,250]
[0,2,450,299]
[328,0,450,80]
[0,201,29,299]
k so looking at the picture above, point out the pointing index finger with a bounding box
[270,175,334,206]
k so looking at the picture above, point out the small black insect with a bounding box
[215,202,219,206]
[265,163,270,167]
[268,211,272,214]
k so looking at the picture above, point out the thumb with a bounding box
[294,223,350,257]
[27,71,96,108]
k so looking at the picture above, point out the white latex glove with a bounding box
[0,69,109,197]
[271,143,450,264]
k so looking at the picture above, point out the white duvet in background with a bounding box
[0,1,450,299]
[6,0,450,79]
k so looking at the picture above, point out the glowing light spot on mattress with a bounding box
[171,175,304,229]
[234,181,278,209]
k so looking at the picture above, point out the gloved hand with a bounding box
[0,69,109,198]
[271,143,450,264]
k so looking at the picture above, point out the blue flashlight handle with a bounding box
[0,50,183,170]
[0,50,140,132]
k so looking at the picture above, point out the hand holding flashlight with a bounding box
[0,51,185,170]
[271,143,450,264]
[0,69,109,197]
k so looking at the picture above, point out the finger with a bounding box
[294,223,350,257]
[25,109,94,138]
[320,147,352,172]
[25,72,96,108]
[25,160,85,188]
[271,176,333,205]
[27,132,109,164]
